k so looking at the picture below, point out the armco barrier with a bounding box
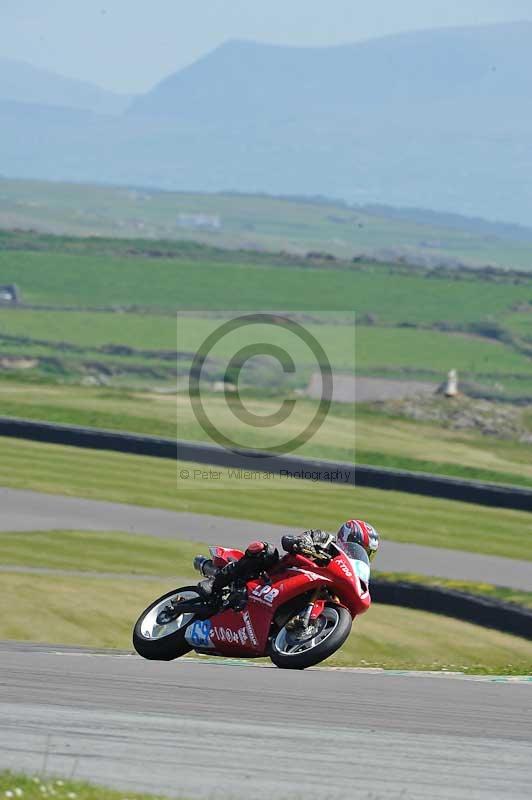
[0,416,530,512]
[372,579,532,640]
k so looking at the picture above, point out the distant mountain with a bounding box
[129,22,532,122]
[0,57,131,114]
[0,23,531,226]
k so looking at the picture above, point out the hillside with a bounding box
[0,57,131,115]
[1,178,532,271]
[0,23,531,224]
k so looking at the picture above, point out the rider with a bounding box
[195,519,380,601]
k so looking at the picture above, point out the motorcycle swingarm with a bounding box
[172,599,214,618]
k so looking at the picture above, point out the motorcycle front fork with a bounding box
[286,590,324,630]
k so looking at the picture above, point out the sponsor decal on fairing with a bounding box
[250,584,280,605]
[210,626,248,645]
[336,558,353,579]
[242,610,258,646]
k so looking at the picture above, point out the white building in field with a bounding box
[177,213,221,231]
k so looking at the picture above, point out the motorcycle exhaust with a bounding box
[193,555,218,578]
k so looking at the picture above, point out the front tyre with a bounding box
[270,604,352,670]
[133,587,201,661]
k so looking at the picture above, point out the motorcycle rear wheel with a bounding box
[133,586,201,661]
[270,604,352,670]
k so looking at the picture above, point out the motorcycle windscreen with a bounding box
[336,541,371,585]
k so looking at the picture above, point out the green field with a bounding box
[0,230,530,395]
[0,437,530,561]
[0,230,530,408]
[2,529,531,673]
[1,308,530,382]
[505,312,532,342]
[1,236,529,320]
[2,176,532,270]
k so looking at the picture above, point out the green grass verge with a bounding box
[1,383,531,488]
[4,530,531,609]
[2,571,530,673]
[336,605,532,673]
[354,450,532,489]
[3,531,531,673]
[0,530,201,576]
[0,772,174,800]
[0,437,530,561]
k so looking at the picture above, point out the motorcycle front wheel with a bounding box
[133,586,202,661]
[270,604,352,670]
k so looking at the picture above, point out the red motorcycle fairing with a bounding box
[185,546,370,657]
[187,562,330,656]
[278,552,371,618]
[209,545,244,569]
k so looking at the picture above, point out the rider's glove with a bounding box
[281,534,300,553]
[298,532,316,552]
[282,530,334,558]
[308,530,334,548]
[282,531,320,554]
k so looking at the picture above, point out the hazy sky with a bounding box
[1,0,531,93]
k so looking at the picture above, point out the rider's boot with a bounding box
[193,543,279,602]
[196,577,217,601]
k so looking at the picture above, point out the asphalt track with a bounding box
[1,642,531,800]
[1,487,531,590]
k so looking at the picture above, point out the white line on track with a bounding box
[16,645,532,683]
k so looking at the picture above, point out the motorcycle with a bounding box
[133,539,371,669]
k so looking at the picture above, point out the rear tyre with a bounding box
[270,604,352,670]
[133,587,201,661]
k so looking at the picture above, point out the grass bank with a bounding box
[3,530,531,673]
[1,571,530,673]
[1,383,531,488]
[0,440,531,562]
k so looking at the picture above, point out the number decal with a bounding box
[186,619,213,648]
